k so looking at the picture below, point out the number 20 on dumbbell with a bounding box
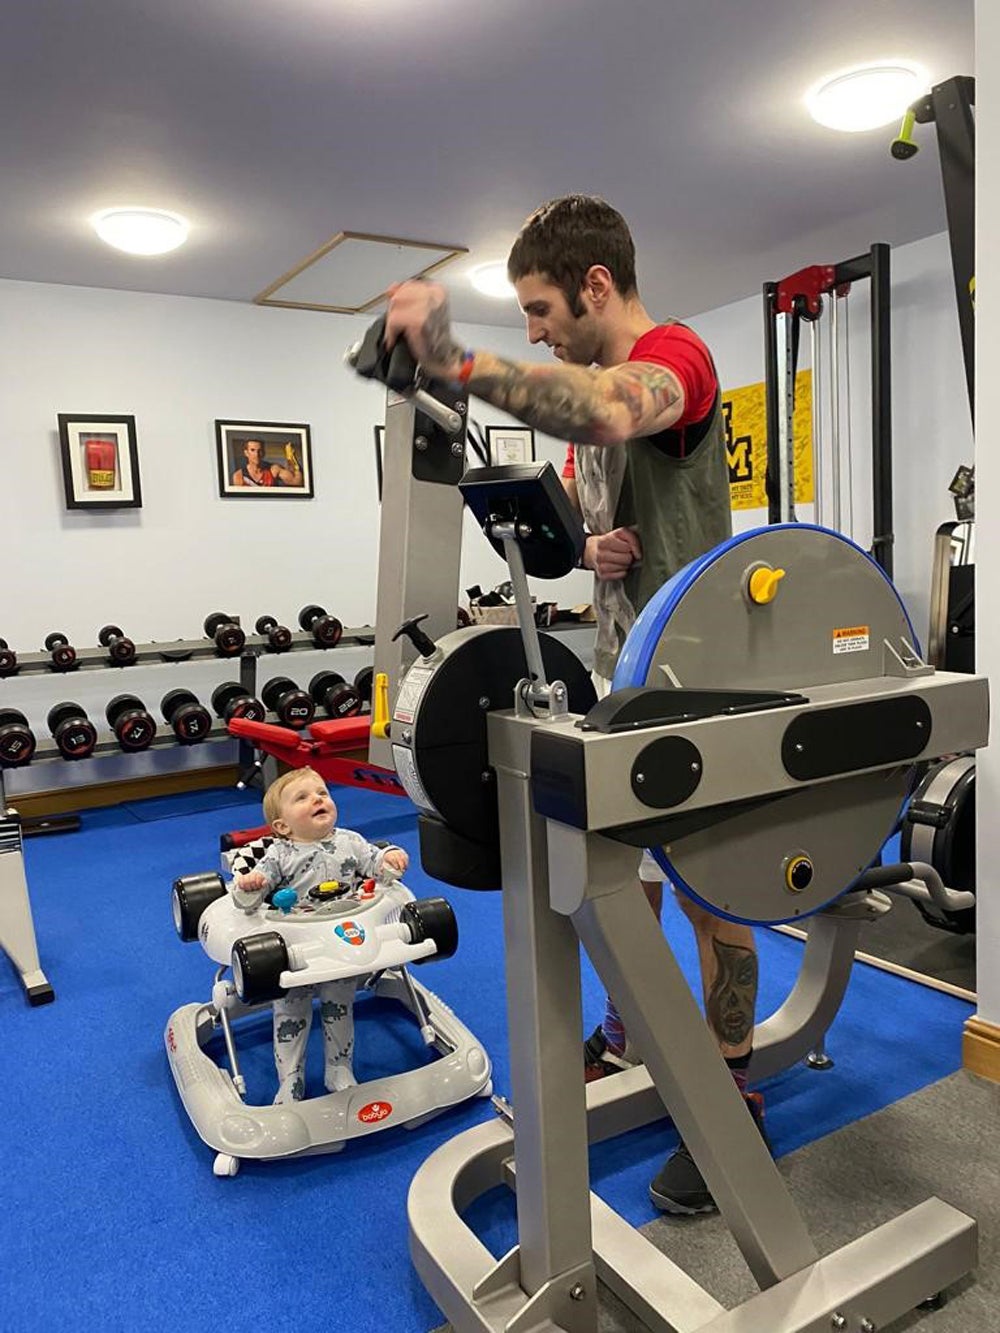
[261,676,315,729]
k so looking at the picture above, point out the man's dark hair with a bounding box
[507,195,638,316]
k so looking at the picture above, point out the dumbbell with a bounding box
[261,676,315,729]
[47,702,97,760]
[353,666,374,706]
[310,670,362,719]
[0,709,36,767]
[255,615,293,652]
[161,689,212,744]
[98,624,137,667]
[106,694,157,753]
[0,639,18,677]
[298,604,343,649]
[204,612,246,657]
[212,681,267,725]
[44,632,78,672]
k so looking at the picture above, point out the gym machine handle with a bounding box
[392,614,437,659]
[905,799,952,831]
[346,315,463,436]
[347,313,419,391]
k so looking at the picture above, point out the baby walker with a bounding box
[165,837,492,1176]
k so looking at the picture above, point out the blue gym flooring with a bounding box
[1,784,973,1333]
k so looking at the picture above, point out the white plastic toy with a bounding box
[165,843,492,1177]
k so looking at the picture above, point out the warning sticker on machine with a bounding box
[392,744,433,811]
[393,666,434,724]
[832,626,870,654]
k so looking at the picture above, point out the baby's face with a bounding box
[274,774,337,841]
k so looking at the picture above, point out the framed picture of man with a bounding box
[216,420,314,498]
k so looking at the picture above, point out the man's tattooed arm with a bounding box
[381,282,681,442]
[466,351,685,444]
[422,301,465,369]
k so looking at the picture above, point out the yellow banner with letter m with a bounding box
[723,370,813,511]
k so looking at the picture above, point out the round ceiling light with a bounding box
[470,261,515,299]
[91,207,190,255]
[805,61,928,132]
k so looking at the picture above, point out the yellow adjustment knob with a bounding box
[371,671,391,740]
[748,566,786,605]
[784,855,813,893]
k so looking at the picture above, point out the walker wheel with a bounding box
[232,931,289,1003]
[400,897,459,960]
[213,1153,240,1178]
[172,872,227,942]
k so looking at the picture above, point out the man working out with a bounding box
[381,194,764,1215]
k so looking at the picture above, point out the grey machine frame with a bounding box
[360,347,987,1333]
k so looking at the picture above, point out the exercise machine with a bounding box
[895,75,978,932]
[349,322,987,1327]
[352,316,967,1080]
[892,75,975,418]
[0,781,54,1005]
[395,465,987,1332]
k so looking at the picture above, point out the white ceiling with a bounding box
[0,0,974,329]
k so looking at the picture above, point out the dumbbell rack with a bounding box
[0,622,377,1009]
[3,625,377,775]
[0,624,376,674]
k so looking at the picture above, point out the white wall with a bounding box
[975,1,999,1026]
[0,278,589,647]
[0,279,590,793]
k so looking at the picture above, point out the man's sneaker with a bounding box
[583,1025,638,1082]
[648,1091,769,1214]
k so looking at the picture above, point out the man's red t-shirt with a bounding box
[562,323,717,477]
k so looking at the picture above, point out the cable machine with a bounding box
[763,244,893,574]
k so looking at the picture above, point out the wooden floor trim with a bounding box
[963,1016,1000,1084]
[8,766,243,818]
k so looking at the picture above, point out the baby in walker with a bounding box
[232,766,409,1102]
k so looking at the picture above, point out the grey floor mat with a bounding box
[857,902,976,994]
[432,1071,998,1332]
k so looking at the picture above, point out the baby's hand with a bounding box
[237,870,268,892]
[231,870,268,913]
[381,849,409,875]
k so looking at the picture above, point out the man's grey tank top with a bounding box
[574,327,732,679]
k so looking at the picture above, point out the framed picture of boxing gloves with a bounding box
[57,414,142,511]
[216,419,314,498]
